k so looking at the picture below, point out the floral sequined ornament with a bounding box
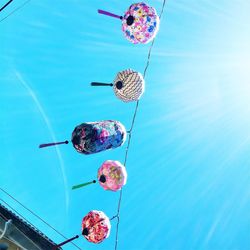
[98,160,127,191]
[82,210,111,244]
[98,2,160,44]
[122,2,160,44]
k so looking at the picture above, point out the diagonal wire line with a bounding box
[0,0,13,13]
[0,187,82,250]
[0,0,31,23]
[114,1,167,249]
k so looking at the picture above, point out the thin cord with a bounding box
[0,0,13,13]
[143,39,156,78]
[114,1,167,249]
[0,188,82,250]
[159,0,167,19]
[143,0,167,77]
[124,100,140,166]
[0,0,31,23]
[114,100,140,249]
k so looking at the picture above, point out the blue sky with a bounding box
[1,0,250,250]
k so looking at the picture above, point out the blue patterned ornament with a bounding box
[39,120,127,155]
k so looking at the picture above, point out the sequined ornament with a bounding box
[39,120,126,155]
[98,2,160,44]
[91,69,145,102]
[82,210,111,244]
[98,160,127,191]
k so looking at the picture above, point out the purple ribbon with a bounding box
[98,9,122,20]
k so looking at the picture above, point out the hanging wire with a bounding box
[0,188,82,250]
[113,1,167,249]
[0,0,31,23]
[0,0,13,13]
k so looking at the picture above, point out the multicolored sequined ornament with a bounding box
[82,210,111,244]
[39,120,127,155]
[91,69,145,102]
[72,120,126,154]
[53,210,111,248]
[98,160,127,191]
[98,2,160,44]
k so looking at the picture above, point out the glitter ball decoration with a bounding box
[82,210,111,244]
[122,2,160,44]
[113,69,145,102]
[98,160,127,191]
[98,2,160,44]
[71,120,127,155]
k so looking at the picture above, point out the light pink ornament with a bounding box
[98,160,127,191]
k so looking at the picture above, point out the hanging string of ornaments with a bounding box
[0,1,166,248]
[38,1,166,249]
